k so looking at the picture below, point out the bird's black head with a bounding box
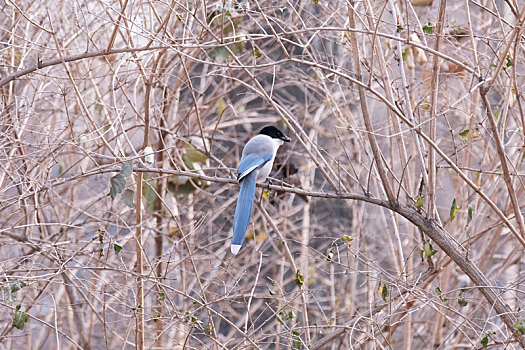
[259,126,291,142]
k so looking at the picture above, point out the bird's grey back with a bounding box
[242,135,276,157]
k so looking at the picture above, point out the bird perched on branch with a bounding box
[231,126,291,255]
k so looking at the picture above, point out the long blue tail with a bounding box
[231,172,257,254]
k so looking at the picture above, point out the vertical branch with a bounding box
[475,3,525,239]
[179,56,208,153]
[134,176,145,350]
[365,0,414,197]
[485,5,525,87]
[479,87,525,239]
[511,35,525,141]
[134,66,152,350]
[388,0,430,197]
[152,57,172,348]
[244,252,263,334]
[347,1,395,203]
[299,199,311,345]
[61,273,89,349]
[106,0,129,54]
[428,0,447,220]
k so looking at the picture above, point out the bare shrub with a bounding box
[1,0,525,349]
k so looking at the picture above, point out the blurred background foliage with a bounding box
[1,0,525,349]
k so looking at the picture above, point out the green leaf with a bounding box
[121,189,135,208]
[10,281,27,294]
[401,47,410,63]
[288,311,296,319]
[109,173,126,199]
[142,176,158,212]
[184,312,203,326]
[291,330,301,349]
[467,206,473,221]
[120,160,133,177]
[328,317,335,325]
[113,243,122,255]
[94,101,103,115]
[505,55,512,67]
[516,319,525,334]
[216,99,227,116]
[396,25,403,32]
[424,242,438,258]
[294,270,305,288]
[458,289,468,306]
[343,235,353,242]
[458,298,468,306]
[57,161,65,177]
[326,248,334,262]
[9,281,27,302]
[277,312,284,325]
[459,129,469,143]
[98,229,105,243]
[209,47,230,62]
[417,247,424,261]
[183,144,208,164]
[158,292,166,301]
[423,22,434,34]
[252,49,262,58]
[98,229,105,258]
[481,334,489,347]
[414,196,425,210]
[312,0,318,4]
[13,305,28,330]
[381,285,388,302]
[152,311,161,323]
[167,178,205,196]
[203,323,212,334]
[450,198,458,221]
[435,286,448,302]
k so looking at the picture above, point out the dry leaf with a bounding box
[447,62,467,76]
[410,33,428,65]
[412,0,434,6]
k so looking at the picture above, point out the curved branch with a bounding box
[0,46,166,88]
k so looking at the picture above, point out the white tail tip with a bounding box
[231,244,241,255]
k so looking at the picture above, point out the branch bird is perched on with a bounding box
[231,126,291,255]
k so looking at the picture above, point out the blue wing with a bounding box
[237,153,273,181]
[231,171,257,254]
[231,152,273,254]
